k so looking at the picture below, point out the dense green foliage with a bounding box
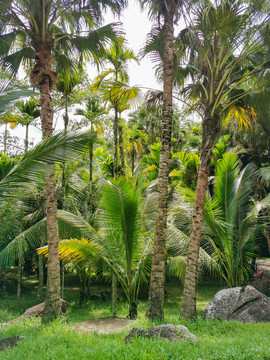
[0,0,269,339]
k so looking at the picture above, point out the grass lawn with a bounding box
[0,274,270,360]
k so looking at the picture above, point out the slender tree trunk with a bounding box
[79,268,90,305]
[24,124,29,152]
[37,254,44,301]
[112,112,118,314]
[30,41,61,321]
[61,98,69,210]
[128,276,137,319]
[89,123,94,218]
[113,106,118,180]
[112,274,117,317]
[61,261,65,300]
[180,114,218,320]
[266,140,270,254]
[131,142,135,175]
[17,247,23,303]
[3,123,7,154]
[146,14,174,321]
[119,121,125,176]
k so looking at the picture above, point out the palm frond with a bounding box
[0,81,38,116]
[0,131,96,196]
[0,209,98,267]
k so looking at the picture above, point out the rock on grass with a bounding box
[123,324,198,343]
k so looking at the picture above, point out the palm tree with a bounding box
[16,99,41,152]
[178,0,266,319]
[75,95,106,219]
[37,178,154,319]
[55,69,83,212]
[0,77,37,117]
[127,125,148,174]
[128,104,163,145]
[0,130,96,301]
[138,0,183,321]
[92,37,139,179]
[172,152,264,287]
[0,0,125,321]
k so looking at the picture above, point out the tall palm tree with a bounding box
[0,0,125,321]
[16,99,41,152]
[55,69,83,211]
[75,95,106,219]
[92,37,139,179]
[178,0,266,319]
[139,0,183,321]
[127,125,148,175]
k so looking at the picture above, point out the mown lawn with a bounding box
[0,274,269,360]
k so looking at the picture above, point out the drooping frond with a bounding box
[0,81,37,116]
[0,209,98,267]
[0,131,96,196]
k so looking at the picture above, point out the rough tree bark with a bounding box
[30,36,61,321]
[146,11,174,321]
[119,122,125,176]
[16,247,22,303]
[180,114,218,319]
[37,254,44,301]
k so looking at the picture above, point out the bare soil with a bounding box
[73,317,133,335]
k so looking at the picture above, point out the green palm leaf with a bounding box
[0,131,96,196]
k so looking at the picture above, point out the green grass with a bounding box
[0,275,270,360]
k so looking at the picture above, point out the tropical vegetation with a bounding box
[0,0,269,357]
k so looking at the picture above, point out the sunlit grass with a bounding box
[0,275,270,359]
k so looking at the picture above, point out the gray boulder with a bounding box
[0,299,67,327]
[123,324,198,343]
[203,285,270,322]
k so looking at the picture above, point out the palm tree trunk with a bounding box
[180,114,218,320]
[146,14,174,321]
[112,274,117,317]
[89,127,93,211]
[61,261,65,300]
[30,42,61,321]
[131,142,135,175]
[3,123,8,154]
[17,247,23,303]
[119,122,125,176]
[37,254,44,301]
[24,124,29,152]
[128,276,137,319]
[61,98,69,210]
[113,106,118,180]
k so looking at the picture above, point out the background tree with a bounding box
[0,0,125,321]
[139,0,183,321]
[179,0,266,319]
[93,37,139,179]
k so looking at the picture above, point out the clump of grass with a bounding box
[0,316,270,360]
[0,277,270,359]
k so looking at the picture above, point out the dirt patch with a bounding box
[73,317,133,335]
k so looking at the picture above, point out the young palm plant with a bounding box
[39,178,154,319]
[172,152,262,288]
